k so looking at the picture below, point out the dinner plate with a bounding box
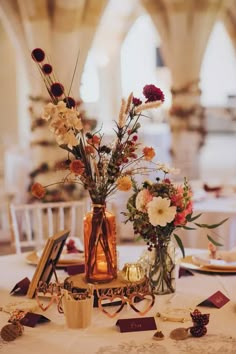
[191,254,236,270]
[179,255,236,273]
[25,250,85,268]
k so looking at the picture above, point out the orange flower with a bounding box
[70,160,85,175]
[31,182,46,199]
[84,145,95,154]
[117,176,132,191]
[87,135,100,146]
[143,147,155,161]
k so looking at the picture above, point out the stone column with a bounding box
[142,0,224,179]
[0,0,108,201]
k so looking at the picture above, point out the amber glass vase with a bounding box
[83,204,117,283]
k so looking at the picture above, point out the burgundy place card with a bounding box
[20,312,50,328]
[198,291,230,308]
[178,267,194,278]
[65,264,85,275]
[116,317,157,333]
[10,277,30,295]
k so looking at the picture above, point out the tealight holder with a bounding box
[121,263,145,282]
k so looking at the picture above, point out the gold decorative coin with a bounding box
[170,327,189,340]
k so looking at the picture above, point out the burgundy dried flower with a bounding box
[63,97,76,108]
[163,178,171,184]
[66,239,79,253]
[31,48,45,62]
[50,83,64,97]
[143,84,165,102]
[132,97,142,106]
[85,132,93,139]
[42,64,52,75]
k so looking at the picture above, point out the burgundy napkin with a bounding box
[198,291,230,308]
[10,277,30,295]
[178,267,194,278]
[20,312,50,327]
[64,264,85,275]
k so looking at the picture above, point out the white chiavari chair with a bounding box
[10,200,88,254]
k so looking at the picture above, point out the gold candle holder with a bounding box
[121,263,145,282]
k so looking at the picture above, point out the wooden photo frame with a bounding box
[27,229,70,298]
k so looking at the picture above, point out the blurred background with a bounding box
[0,0,236,251]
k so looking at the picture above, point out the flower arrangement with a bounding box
[30,48,165,203]
[124,168,227,258]
[30,47,167,283]
[123,168,227,294]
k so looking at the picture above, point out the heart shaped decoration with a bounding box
[35,292,59,312]
[98,295,125,318]
[129,293,155,316]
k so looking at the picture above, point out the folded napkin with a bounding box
[216,250,236,263]
[192,248,236,267]
[192,256,228,267]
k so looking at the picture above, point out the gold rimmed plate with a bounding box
[179,255,236,274]
[26,250,85,268]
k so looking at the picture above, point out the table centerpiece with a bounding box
[123,169,227,294]
[30,47,165,284]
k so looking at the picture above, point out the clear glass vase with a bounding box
[148,240,176,295]
[83,204,117,283]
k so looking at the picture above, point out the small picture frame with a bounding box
[27,229,70,298]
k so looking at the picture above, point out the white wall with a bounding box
[0,22,18,177]
[0,23,18,140]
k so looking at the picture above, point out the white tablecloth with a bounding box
[0,246,236,354]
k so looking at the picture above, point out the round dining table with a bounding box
[0,245,236,354]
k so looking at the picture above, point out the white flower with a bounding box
[66,111,83,131]
[147,197,176,227]
[42,102,57,120]
[135,189,152,212]
[56,101,67,112]
[157,162,180,175]
[57,131,78,149]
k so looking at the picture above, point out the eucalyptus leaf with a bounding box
[182,225,197,230]
[173,234,185,258]
[207,235,224,247]
[187,213,202,222]
[194,218,228,229]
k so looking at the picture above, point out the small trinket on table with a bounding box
[153,330,165,341]
[0,321,24,342]
[121,263,145,282]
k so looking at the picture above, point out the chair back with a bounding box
[10,199,88,254]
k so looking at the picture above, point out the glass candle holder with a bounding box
[121,262,145,282]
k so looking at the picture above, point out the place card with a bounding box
[178,267,194,278]
[20,312,50,328]
[116,317,157,333]
[10,277,30,295]
[198,291,230,308]
[65,264,85,275]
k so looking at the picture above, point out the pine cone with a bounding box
[190,325,207,337]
